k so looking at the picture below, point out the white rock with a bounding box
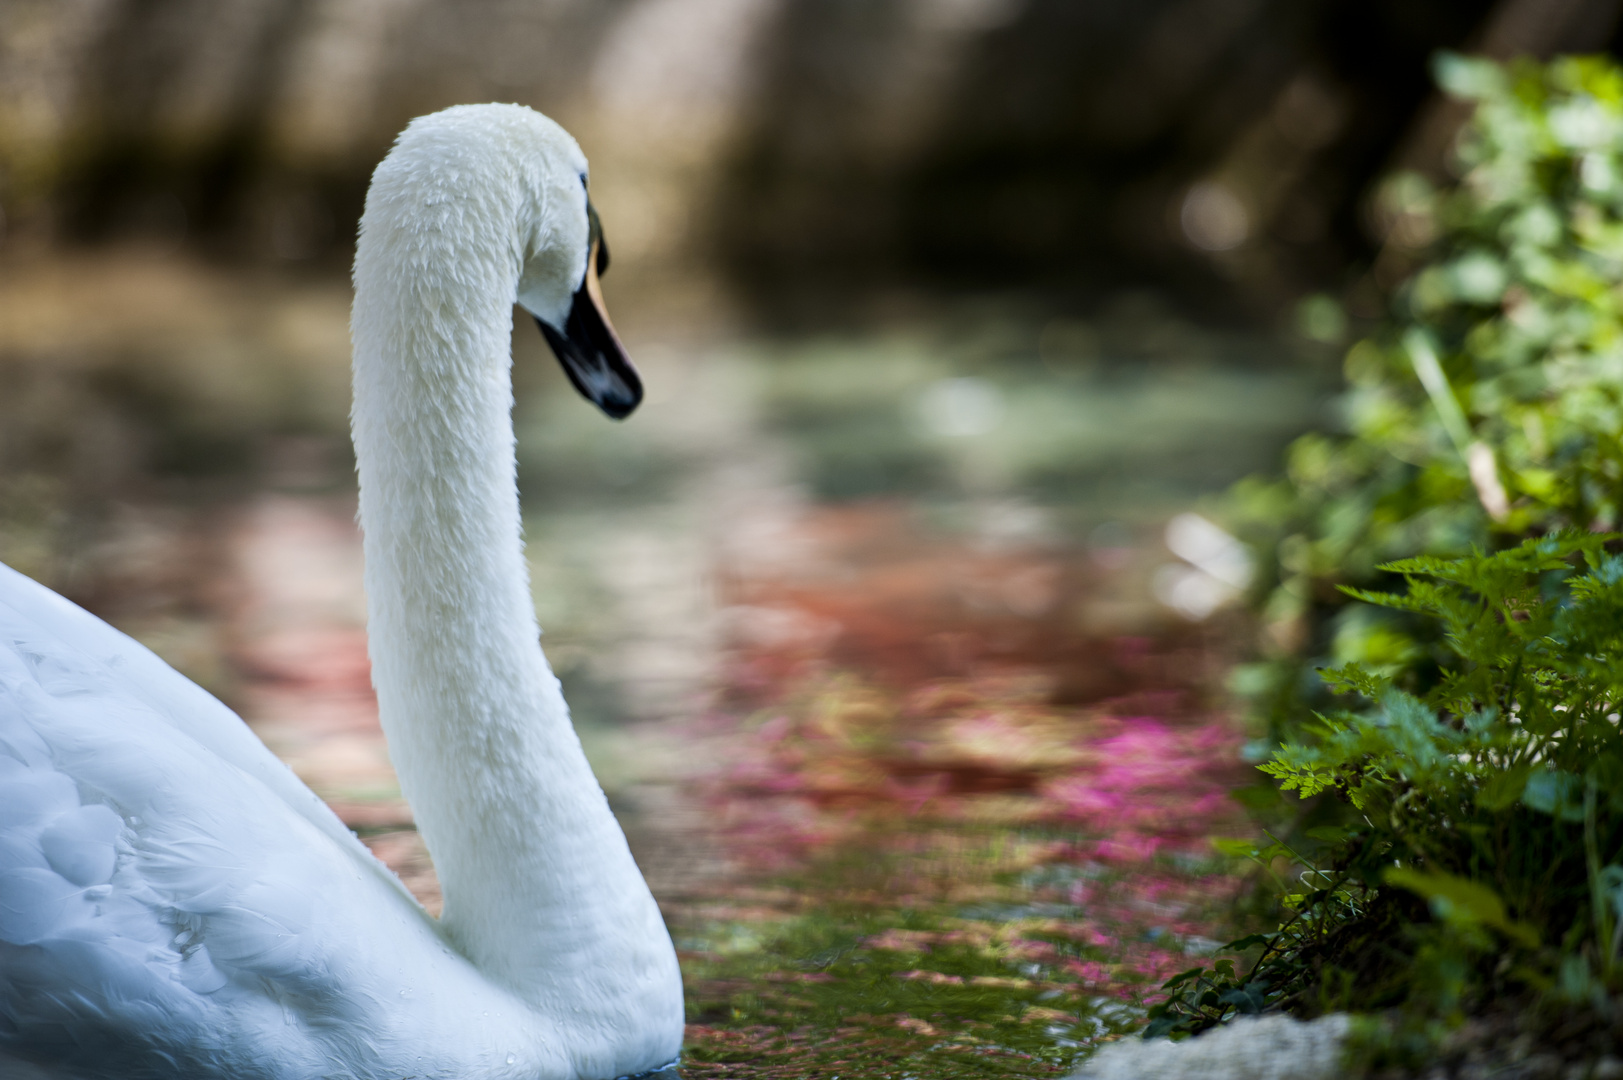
[1069,1014,1352,1080]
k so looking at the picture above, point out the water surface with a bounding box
[0,252,1330,1077]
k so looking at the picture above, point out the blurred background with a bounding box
[7,0,1622,306]
[0,0,1619,908]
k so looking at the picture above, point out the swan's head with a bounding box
[507,116,642,421]
[516,174,642,421]
[360,104,643,418]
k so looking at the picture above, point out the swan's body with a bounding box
[0,105,683,1079]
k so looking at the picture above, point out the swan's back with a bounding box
[0,561,379,857]
[0,562,553,1079]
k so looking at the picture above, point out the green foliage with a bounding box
[1230,52,1623,740]
[1217,52,1623,1034]
[1243,537,1623,1023]
[1142,949,1276,1040]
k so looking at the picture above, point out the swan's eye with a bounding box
[586,199,610,277]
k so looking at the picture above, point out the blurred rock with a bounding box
[1069,1014,1351,1080]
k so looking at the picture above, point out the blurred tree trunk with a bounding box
[62,0,314,245]
[7,0,1621,313]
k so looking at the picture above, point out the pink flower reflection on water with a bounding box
[694,504,1260,1017]
[1039,717,1244,843]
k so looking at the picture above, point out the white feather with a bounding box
[0,103,683,1079]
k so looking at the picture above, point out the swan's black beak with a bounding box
[535,206,642,420]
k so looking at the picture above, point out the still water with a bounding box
[0,250,1331,1078]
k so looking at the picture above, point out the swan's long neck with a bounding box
[348,125,677,1051]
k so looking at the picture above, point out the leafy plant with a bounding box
[1205,49,1623,1022]
[1229,52,1623,742]
[1142,948,1275,1040]
[1234,535,1623,1028]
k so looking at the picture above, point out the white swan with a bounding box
[0,104,683,1079]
